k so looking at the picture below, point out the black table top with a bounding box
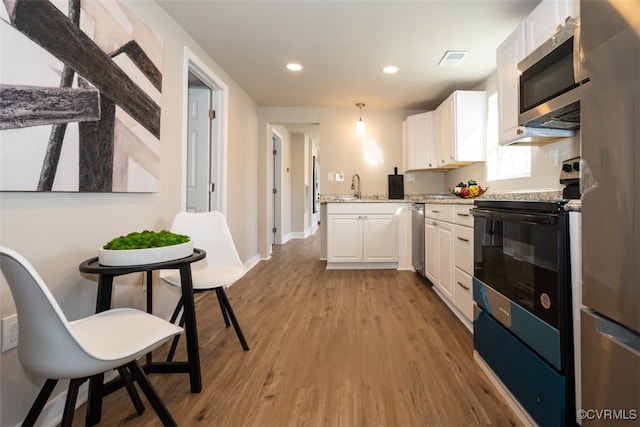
[79,248,206,275]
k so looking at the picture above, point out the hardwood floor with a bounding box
[70,231,520,426]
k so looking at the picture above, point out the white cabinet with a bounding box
[525,0,579,54]
[327,203,398,266]
[403,111,436,171]
[425,203,475,330]
[496,23,526,145]
[363,215,398,262]
[434,91,486,168]
[453,205,474,322]
[327,214,362,262]
[424,204,454,299]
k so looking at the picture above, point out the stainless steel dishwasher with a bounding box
[410,203,425,277]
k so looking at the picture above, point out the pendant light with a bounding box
[355,103,365,136]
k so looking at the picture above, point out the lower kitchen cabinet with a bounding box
[453,205,475,324]
[424,204,454,299]
[454,266,473,321]
[425,217,453,299]
[425,203,474,331]
[326,203,400,268]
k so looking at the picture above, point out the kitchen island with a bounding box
[319,194,470,271]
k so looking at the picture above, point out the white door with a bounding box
[186,86,210,212]
[272,132,282,245]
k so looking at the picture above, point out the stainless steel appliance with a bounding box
[580,0,640,425]
[410,203,425,277]
[518,16,587,130]
[472,199,574,426]
[560,156,581,199]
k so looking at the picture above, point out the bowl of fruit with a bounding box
[450,180,487,199]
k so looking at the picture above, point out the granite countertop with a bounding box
[319,190,582,211]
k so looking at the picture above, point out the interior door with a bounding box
[272,132,282,245]
[186,85,210,213]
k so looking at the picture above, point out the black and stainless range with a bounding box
[472,199,574,426]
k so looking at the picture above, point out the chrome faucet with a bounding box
[351,174,361,199]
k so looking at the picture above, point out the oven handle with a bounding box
[471,208,558,225]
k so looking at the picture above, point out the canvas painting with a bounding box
[0,0,163,192]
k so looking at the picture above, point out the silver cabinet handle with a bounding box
[457,281,470,291]
[457,237,469,242]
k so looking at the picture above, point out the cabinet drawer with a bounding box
[454,268,473,321]
[424,204,454,222]
[453,204,474,227]
[454,225,473,274]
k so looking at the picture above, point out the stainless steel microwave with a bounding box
[518,17,588,130]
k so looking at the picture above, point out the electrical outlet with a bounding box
[2,314,19,352]
[406,173,415,182]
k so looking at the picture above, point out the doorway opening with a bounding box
[183,53,227,215]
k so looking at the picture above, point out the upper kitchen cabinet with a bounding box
[434,90,486,168]
[525,0,580,53]
[403,111,436,171]
[497,23,526,145]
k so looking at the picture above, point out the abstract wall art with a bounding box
[0,0,163,192]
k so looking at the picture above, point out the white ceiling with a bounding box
[157,0,540,111]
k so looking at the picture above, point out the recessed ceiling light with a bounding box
[438,51,469,67]
[383,66,398,74]
[286,63,302,71]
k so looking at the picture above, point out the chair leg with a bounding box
[22,378,58,426]
[126,360,177,427]
[86,373,105,426]
[215,288,250,351]
[118,366,145,415]
[215,289,231,327]
[60,378,85,427]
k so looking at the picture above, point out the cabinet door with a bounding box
[327,215,362,262]
[497,23,526,145]
[435,95,454,167]
[526,0,572,53]
[436,221,454,300]
[363,215,398,262]
[454,225,473,275]
[453,91,486,162]
[404,112,435,170]
[454,267,474,321]
[425,219,437,283]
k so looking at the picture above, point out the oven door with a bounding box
[472,207,567,329]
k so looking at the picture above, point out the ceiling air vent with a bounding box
[438,51,469,67]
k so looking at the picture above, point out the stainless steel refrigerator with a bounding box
[580,0,640,425]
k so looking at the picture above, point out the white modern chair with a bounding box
[0,247,183,426]
[160,211,249,358]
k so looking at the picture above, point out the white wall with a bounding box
[0,1,259,425]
